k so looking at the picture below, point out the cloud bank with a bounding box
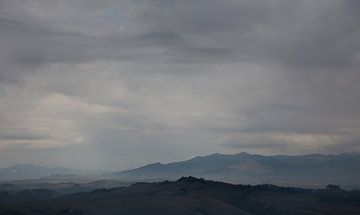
[0,0,359,169]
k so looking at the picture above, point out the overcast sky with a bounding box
[0,0,360,170]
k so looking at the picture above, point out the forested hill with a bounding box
[1,177,360,214]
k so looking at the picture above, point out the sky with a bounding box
[0,0,360,170]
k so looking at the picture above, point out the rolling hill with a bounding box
[1,177,360,215]
[113,152,360,188]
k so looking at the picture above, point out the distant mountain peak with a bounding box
[146,162,162,166]
[113,152,360,188]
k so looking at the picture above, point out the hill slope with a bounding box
[114,152,360,188]
[1,177,360,214]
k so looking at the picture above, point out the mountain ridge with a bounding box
[0,163,105,181]
[113,152,360,188]
[2,152,360,188]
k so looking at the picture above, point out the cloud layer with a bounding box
[0,0,359,169]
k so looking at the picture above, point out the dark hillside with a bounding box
[1,177,360,214]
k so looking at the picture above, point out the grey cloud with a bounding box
[0,0,359,169]
[1,0,359,73]
[0,133,50,141]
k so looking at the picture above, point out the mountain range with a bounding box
[0,163,104,181]
[113,152,360,188]
[1,152,360,189]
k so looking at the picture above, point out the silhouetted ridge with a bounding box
[1,177,360,214]
[177,176,206,183]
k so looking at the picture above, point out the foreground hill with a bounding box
[114,152,360,188]
[0,177,360,214]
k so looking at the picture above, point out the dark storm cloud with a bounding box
[0,0,360,168]
[1,0,359,71]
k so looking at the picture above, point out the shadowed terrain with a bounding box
[1,177,360,215]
